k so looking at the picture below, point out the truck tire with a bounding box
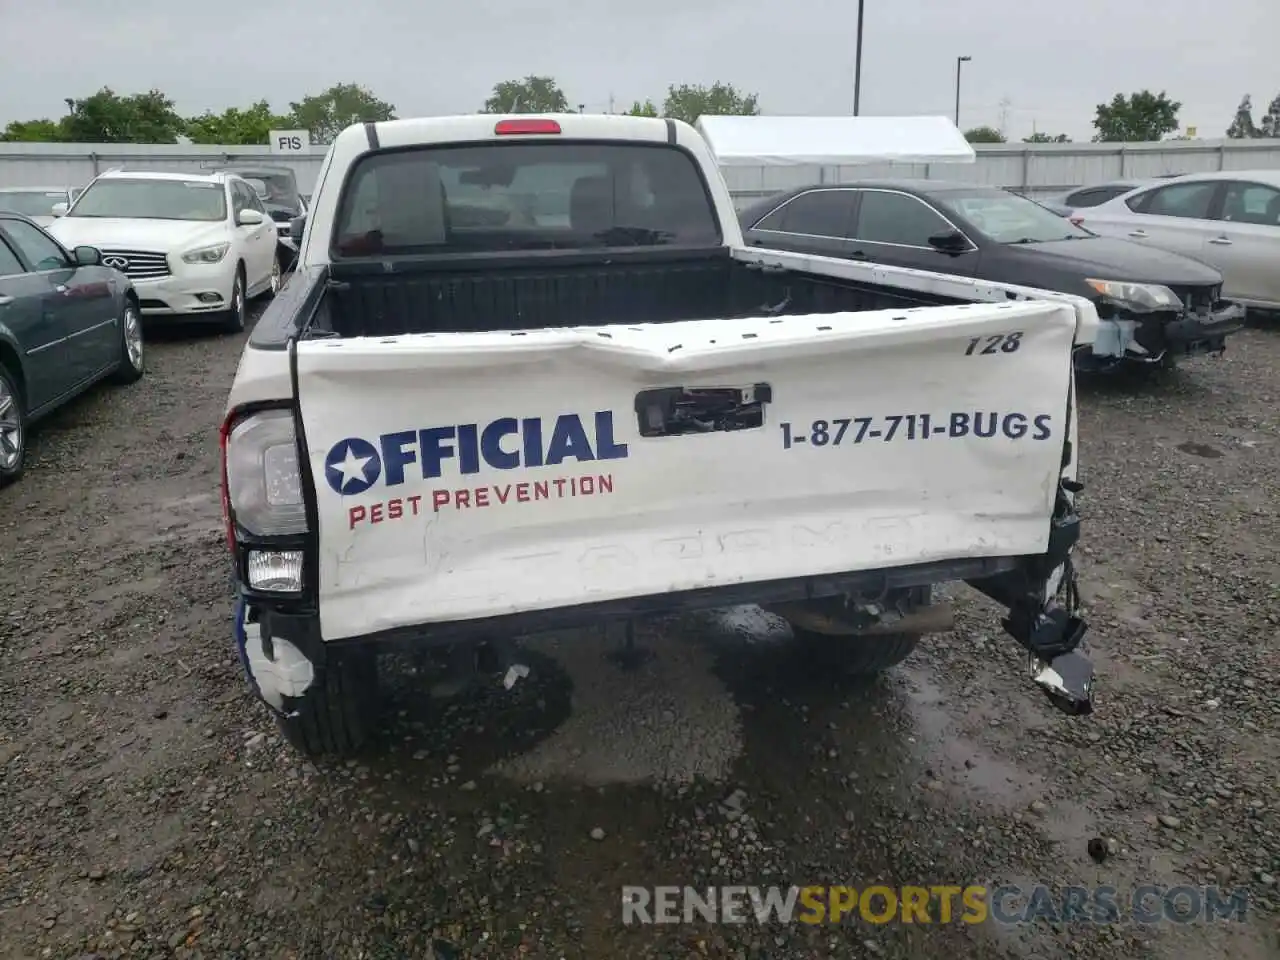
[789,627,921,676]
[275,648,380,757]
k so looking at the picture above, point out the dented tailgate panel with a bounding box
[295,301,1077,641]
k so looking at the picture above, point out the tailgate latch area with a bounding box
[635,383,771,438]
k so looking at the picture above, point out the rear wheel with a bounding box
[219,266,247,334]
[110,297,145,384]
[0,363,25,487]
[275,647,380,757]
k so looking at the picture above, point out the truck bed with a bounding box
[289,248,973,340]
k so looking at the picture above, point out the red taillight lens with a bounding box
[494,118,561,136]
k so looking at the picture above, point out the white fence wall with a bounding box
[4,137,1280,209]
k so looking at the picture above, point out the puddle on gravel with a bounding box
[1176,441,1225,459]
[310,605,1131,958]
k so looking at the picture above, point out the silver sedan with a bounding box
[1073,170,1280,312]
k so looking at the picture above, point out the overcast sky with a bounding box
[2,0,1276,141]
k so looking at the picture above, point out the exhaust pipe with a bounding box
[854,603,955,636]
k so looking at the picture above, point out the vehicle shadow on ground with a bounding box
[254,612,1061,958]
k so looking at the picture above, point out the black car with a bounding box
[215,165,306,268]
[739,180,1246,369]
[0,213,145,485]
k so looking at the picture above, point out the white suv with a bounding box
[48,170,280,332]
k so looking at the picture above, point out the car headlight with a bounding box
[1084,279,1180,311]
[182,242,230,264]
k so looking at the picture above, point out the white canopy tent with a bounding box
[695,115,977,167]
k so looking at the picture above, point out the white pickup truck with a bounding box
[222,113,1100,757]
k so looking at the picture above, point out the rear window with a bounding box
[332,142,721,257]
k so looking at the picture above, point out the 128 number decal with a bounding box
[965,331,1024,356]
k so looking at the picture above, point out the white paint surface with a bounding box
[697,115,976,166]
[297,300,1078,641]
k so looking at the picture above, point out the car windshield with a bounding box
[69,179,227,222]
[0,190,65,217]
[940,190,1091,244]
[333,141,720,256]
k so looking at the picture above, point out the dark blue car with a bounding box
[0,212,145,485]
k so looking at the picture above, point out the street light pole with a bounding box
[955,55,971,127]
[853,0,866,115]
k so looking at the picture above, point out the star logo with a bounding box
[324,438,382,496]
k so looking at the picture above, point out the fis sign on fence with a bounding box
[268,129,311,155]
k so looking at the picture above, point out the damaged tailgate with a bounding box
[295,301,1078,641]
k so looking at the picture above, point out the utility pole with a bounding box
[954,55,971,127]
[852,0,866,115]
[608,92,615,114]
[998,96,1011,137]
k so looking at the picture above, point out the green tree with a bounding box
[1023,131,1071,143]
[661,82,759,125]
[481,76,568,114]
[626,100,659,117]
[1092,90,1180,142]
[185,100,295,145]
[288,83,396,145]
[1225,94,1257,139]
[0,118,67,142]
[964,125,1006,143]
[1259,93,1280,138]
[57,87,187,143]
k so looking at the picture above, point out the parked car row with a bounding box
[0,211,145,486]
[0,164,307,486]
[46,168,283,333]
[1,165,308,269]
[737,171,1280,369]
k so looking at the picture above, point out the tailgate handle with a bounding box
[635,384,771,438]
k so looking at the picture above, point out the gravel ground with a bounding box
[1,307,1278,960]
